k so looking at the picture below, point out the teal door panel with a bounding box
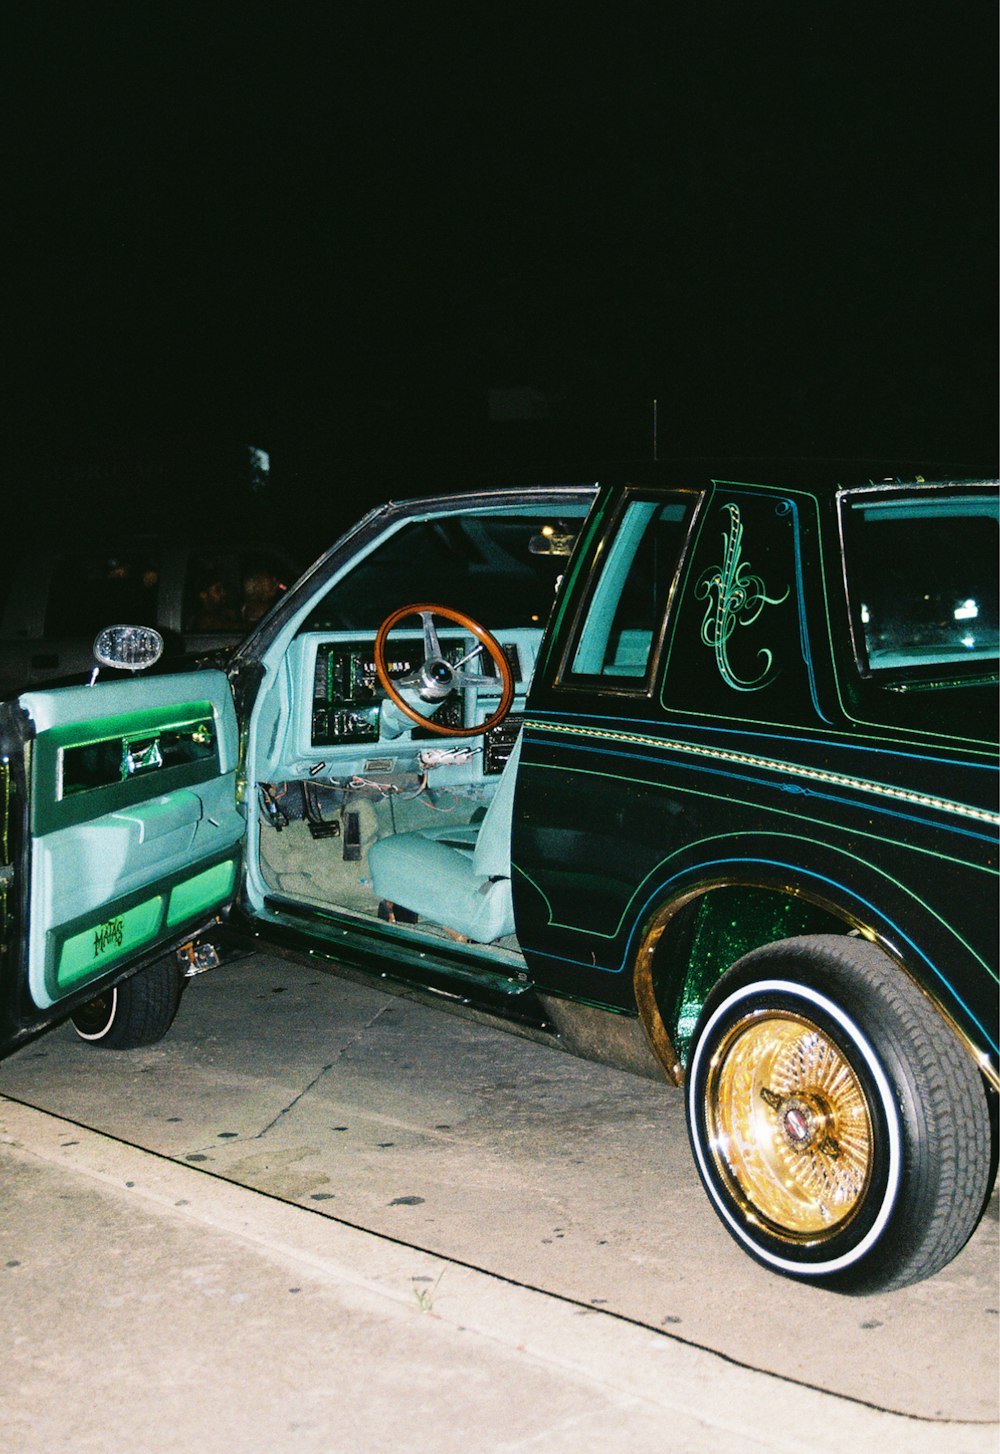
[18,671,243,1009]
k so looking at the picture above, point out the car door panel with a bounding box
[17,672,243,1012]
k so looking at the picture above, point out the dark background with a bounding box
[6,3,998,548]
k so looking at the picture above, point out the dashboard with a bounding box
[311,640,468,744]
[297,630,537,774]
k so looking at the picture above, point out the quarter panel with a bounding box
[517,477,999,1076]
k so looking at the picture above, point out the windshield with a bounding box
[299,508,590,631]
[844,491,999,675]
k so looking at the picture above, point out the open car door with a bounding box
[0,670,243,1056]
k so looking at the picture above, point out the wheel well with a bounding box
[634,883,850,1081]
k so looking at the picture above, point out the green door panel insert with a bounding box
[167,859,237,928]
[32,701,222,835]
[60,716,216,797]
[55,895,164,994]
[38,850,240,1006]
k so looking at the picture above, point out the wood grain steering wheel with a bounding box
[373,603,515,738]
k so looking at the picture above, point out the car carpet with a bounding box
[256,791,524,962]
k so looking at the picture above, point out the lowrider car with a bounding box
[0,470,996,1293]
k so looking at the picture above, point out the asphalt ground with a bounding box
[1,950,996,1451]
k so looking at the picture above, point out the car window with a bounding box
[843,493,999,674]
[567,499,692,682]
[45,550,161,637]
[299,509,590,631]
[184,550,289,632]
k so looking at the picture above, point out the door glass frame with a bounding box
[554,488,701,697]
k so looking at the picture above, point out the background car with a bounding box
[0,537,299,697]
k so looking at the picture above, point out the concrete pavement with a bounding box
[1,950,996,1450]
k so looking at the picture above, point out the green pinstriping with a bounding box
[511,760,997,982]
[522,719,998,826]
[512,862,555,923]
[657,480,995,753]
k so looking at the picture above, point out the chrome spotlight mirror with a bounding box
[90,625,164,685]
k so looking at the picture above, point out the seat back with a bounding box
[472,733,522,879]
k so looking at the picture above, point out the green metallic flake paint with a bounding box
[663,888,838,1062]
[167,859,237,928]
[55,896,163,991]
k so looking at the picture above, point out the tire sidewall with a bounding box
[71,986,119,1042]
[687,971,904,1280]
[69,956,182,1049]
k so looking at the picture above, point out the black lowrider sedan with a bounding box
[0,470,996,1294]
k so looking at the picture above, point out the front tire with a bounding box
[686,934,993,1293]
[71,955,182,1049]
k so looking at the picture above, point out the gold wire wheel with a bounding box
[705,1008,875,1242]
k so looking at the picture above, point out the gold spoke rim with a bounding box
[705,1009,874,1242]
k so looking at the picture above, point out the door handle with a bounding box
[122,738,164,777]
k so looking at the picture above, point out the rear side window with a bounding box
[844,493,999,675]
[567,498,692,684]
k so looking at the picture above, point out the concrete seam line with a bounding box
[0,1095,447,1300]
[1,1099,803,1441]
[1,1094,995,1438]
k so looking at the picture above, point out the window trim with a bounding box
[837,482,1000,686]
[552,487,702,698]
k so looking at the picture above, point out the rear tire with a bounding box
[686,934,992,1293]
[71,955,182,1049]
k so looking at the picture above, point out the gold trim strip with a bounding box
[631,903,687,1086]
[522,720,1000,828]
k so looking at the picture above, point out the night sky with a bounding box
[7,4,998,538]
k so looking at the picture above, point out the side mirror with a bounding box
[90,625,164,685]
